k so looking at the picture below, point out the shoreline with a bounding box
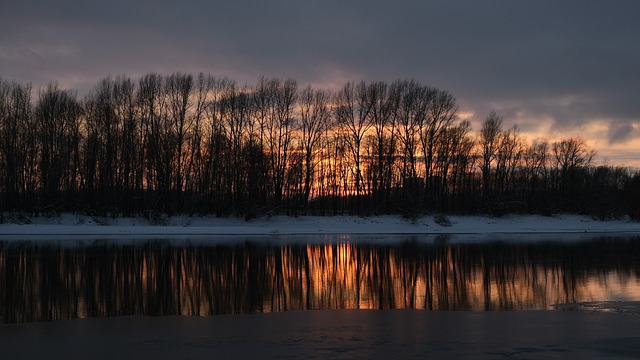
[1,213,639,240]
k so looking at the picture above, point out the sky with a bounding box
[1,0,639,166]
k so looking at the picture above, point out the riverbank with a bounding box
[0,213,638,240]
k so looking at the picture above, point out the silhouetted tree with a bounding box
[298,85,332,211]
[552,137,595,212]
[34,83,82,212]
[479,110,503,210]
[165,72,194,212]
[0,80,32,212]
[335,81,374,212]
[420,88,458,205]
[0,75,638,220]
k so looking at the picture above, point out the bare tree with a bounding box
[395,80,426,185]
[521,140,549,212]
[182,73,215,210]
[298,85,332,209]
[137,73,165,211]
[335,81,374,206]
[479,110,503,207]
[367,81,398,211]
[552,137,595,207]
[219,81,251,212]
[270,78,297,209]
[449,123,476,212]
[165,72,194,211]
[420,88,457,200]
[83,77,119,212]
[112,75,138,215]
[0,80,33,212]
[494,125,524,196]
[201,77,234,213]
[552,137,595,175]
[35,83,82,212]
[434,120,472,211]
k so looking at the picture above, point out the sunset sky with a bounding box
[1,0,639,166]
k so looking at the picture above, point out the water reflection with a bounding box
[1,237,639,323]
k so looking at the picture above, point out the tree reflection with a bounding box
[1,237,639,324]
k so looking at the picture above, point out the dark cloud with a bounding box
[2,0,640,154]
[608,122,640,145]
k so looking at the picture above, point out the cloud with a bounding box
[1,0,640,163]
[608,122,640,145]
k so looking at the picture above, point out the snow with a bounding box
[0,213,639,241]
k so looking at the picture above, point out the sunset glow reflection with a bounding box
[1,238,639,324]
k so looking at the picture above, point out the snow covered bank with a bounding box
[0,213,639,240]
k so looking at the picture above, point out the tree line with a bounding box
[0,74,639,220]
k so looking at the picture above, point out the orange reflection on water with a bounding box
[1,238,640,324]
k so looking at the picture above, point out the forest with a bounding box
[0,73,639,220]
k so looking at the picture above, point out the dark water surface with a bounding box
[1,236,639,324]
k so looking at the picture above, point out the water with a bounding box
[1,236,639,324]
